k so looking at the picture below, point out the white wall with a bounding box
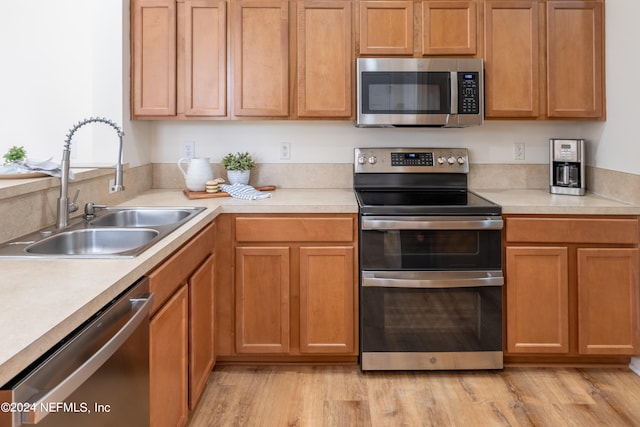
[1,1,637,175]
[0,1,152,167]
[151,120,582,166]
[582,0,640,175]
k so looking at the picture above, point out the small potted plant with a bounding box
[3,145,27,165]
[221,151,255,185]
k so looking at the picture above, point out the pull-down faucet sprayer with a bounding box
[57,117,125,229]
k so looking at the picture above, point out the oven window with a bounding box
[360,228,502,270]
[360,286,502,353]
[397,230,477,254]
[361,72,450,114]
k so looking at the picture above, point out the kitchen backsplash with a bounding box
[1,162,639,244]
[154,163,550,190]
[153,163,354,189]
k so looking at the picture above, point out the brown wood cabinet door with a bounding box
[577,248,640,355]
[296,0,353,118]
[299,246,356,354]
[484,1,540,118]
[422,0,477,55]
[183,0,227,117]
[506,246,569,354]
[131,0,176,117]
[359,1,414,55]
[546,1,604,118]
[189,254,215,410]
[235,246,291,353]
[232,0,289,117]
[150,285,188,427]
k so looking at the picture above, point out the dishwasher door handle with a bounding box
[22,292,154,425]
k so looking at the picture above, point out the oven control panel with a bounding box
[355,148,470,173]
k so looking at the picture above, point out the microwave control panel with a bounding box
[458,72,479,115]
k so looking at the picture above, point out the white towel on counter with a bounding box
[0,158,74,179]
[221,183,272,200]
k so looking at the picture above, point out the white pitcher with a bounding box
[178,157,213,192]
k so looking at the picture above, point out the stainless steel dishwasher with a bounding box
[0,277,153,427]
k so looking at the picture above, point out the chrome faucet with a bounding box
[57,117,125,228]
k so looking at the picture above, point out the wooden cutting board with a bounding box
[183,185,276,199]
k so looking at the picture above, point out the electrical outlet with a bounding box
[108,178,116,194]
[182,141,195,159]
[280,142,291,160]
[514,142,525,160]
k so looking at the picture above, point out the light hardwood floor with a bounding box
[188,365,640,426]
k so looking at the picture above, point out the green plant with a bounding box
[3,146,27,164]
[221,151,255,171]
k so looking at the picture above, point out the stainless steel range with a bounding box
[354,147,503,371]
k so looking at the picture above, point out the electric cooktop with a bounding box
[353,147,501,216]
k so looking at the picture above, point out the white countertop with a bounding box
[0,188,357,386]
[1,187,638,385]
[474,189,640,215]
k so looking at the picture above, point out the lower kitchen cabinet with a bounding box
[506,246,569,354]
[218,214,358,361]
[148,222,216,427]
[299,246,355,354]
[504,215,640,363]
[150,285,189,427]
[189,254,216,409]
[577,248,639,355]
[235,246,291,354]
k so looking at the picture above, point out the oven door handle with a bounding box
[362,271,504,288]
[361,216,503,231]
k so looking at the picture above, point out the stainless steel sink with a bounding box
[90,208,194,227]
[0,206,206,258]
[26,228,159,256]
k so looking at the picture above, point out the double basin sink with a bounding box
[0,206,206,258]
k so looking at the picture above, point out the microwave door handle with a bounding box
[450,71,458,115]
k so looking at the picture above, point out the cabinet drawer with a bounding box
[506,217,639,244]
[235,217,354,242]
[149,222,215,314]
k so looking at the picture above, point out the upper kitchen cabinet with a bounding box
[227,0,355,119]
[131,0,354,120]
[483,0,605,120]
[358,1,414,55]
[546,0,604,119]
[295,1,353,118]
[483,1,540,118]
[422,0,477,55]
[358,0,478,57]
[131,0,227,119]
[182,0,228,117]
[231,0,289,117]
[131,0,177,116]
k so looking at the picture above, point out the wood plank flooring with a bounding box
[188,365,640,426]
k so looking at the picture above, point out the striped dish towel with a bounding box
[220,183,272,200]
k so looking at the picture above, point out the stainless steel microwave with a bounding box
[356,58,484,128]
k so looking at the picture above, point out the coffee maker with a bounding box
[550,139,585,196]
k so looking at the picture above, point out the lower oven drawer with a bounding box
[360,271,503,370]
